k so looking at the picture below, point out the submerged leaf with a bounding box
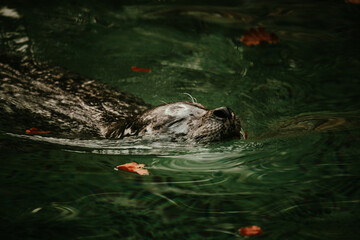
[238,225,263,236]
[131,66,151,72]
[240,27,279,46]
[116,162,150,175]
[25,128,51,135]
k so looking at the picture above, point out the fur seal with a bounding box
[0,54,242,142]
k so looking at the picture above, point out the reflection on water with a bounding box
[1,0,360,239]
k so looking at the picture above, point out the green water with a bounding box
[1,0,360,239]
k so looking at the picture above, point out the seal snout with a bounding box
[213,107,233,119]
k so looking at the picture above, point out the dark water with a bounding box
[1,0,360,239]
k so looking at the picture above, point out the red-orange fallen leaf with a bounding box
[25,128,51,135]
[131,66,151,73]
[239,225,263,236]
[116,162,149,175]
[346,0,360,4]
[240,27,279,46]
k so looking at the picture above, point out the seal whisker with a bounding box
[182,92,197,103]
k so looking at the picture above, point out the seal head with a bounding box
[118,101,242,142]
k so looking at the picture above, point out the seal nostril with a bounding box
[213,107,231,119]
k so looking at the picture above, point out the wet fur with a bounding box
[0,54,151,138]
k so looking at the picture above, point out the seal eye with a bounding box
[213,107,232,119]
[167,118,185,127]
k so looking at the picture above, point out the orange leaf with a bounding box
[116,162,149,175]
[346,0,360,4]
[239,225,263,236]
[25,128,51,135]
[131,66,151,73]
[240,27,279,46]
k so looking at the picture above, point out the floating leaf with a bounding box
[240,27,279,46]
[25,128,51,135]
[116,162,149,175]
[346,0,360,4]
[131,66,151,73]
[238,225,263,236]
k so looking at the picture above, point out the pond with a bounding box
[1,0,359,239]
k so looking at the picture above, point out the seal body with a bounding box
[0,54,150,138]
[0,54,241,142]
